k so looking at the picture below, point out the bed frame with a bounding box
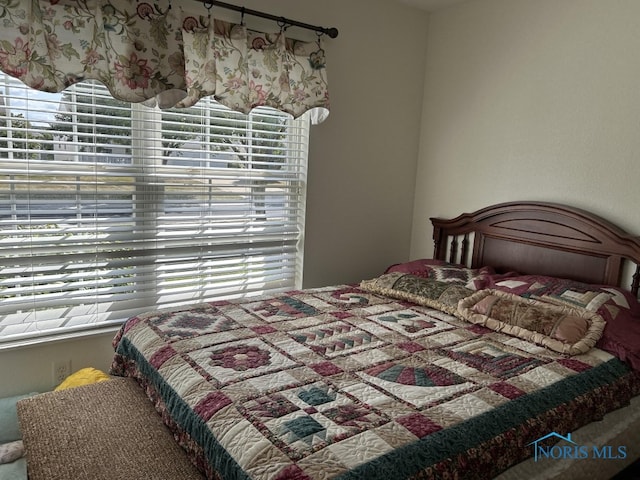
[431,201,640,296]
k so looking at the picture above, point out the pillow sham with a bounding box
[360,272,474,315]
[596,309,640,371]
[458,289,605,355]
[384,258,448,275]
[486,274,640,323]
[384,259,494,290]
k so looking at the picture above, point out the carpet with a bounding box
[16,377,204,480]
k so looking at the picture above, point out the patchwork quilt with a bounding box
[111,285,640,480]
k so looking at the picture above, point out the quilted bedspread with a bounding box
[110,285,640,480]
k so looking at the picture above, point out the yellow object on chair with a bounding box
[54,367,111,391]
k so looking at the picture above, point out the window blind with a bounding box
[0,74,309,343]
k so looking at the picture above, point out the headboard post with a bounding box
[448,238,458,265]
[432,225,446,261]
[433,224,472,265]
[633,265,640,297]
[460,233,470,265]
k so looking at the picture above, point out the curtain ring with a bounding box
[240,6,245,25]
[203,1,214,10]
[277,17,289,33]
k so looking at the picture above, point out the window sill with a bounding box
[0,326,122,352]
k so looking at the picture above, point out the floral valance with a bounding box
[0,0,330,122]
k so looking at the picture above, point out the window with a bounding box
[0,73,310,343]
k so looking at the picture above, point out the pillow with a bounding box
[0,441,23,465]
[486,274,640,323]
[0,393,37,444]
[458,289,605,355]
[54,367,111,391]
[360,272,474,315]
[596,309,640,371]
[384,259,494,290]
[384,258,448,275]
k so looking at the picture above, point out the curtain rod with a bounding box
[202,0,339,38]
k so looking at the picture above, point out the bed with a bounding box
[110,201,640,479]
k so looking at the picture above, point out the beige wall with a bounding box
[411,0,640,259]
[0,0,428,397]
[299,0,428,287]
[0,332,116,397]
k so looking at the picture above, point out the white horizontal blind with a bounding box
[0,74,309,343]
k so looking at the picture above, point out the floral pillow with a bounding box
[458,289,605,355]
[384,259,494,290]
[360,272,474,315]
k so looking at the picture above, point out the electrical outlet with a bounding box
[52,360,71,385]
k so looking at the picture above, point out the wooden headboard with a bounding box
[431,201,640,296]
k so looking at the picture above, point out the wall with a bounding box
[0,0,429,397]
[297,0,428,287]
[411,0,640,259]
[0,332,117,397]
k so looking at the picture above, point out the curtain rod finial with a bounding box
[325,27,339,39]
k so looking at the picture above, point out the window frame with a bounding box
[0,74,310,345]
